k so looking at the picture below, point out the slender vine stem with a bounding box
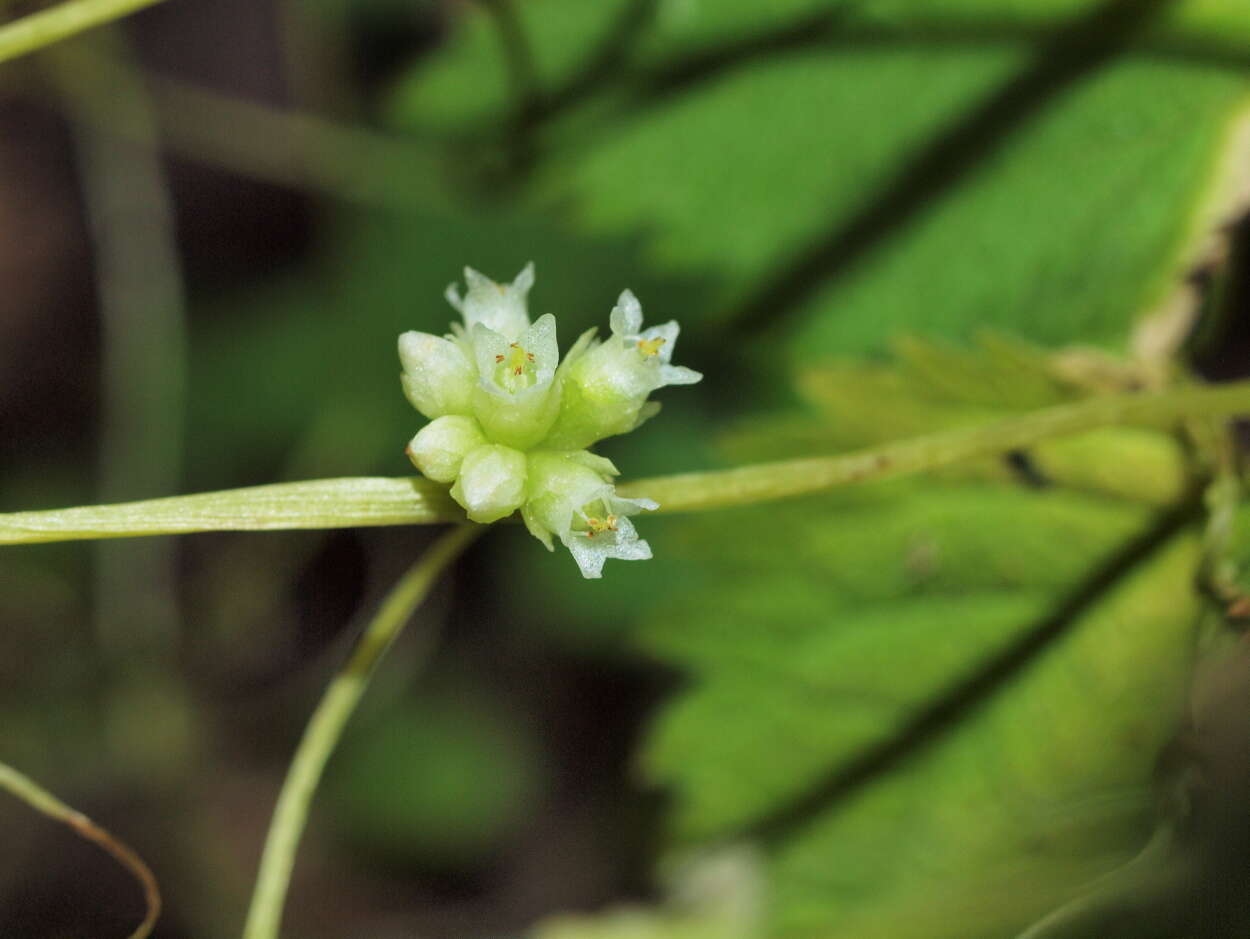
[51,46,451,211]
[617,379,1250,509]
[0,760,161,939]
[3,380,1249,546]
[0,476,463,544]
[241,524,479,939]
[0,0,171,65]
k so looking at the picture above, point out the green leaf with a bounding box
[634,478,1200,937]
[588,335,1211,937]
[540,55,1247,355]
[388,0,1250,358]
[385,0,633,131]
[722,338,1191,505]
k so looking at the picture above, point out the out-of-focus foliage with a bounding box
[325,680,542,866]
[5,0,1250,935]
[355,2,1250,933]
[390,0,1250,359]
[636,438,1199,936]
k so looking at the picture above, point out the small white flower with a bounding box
[468,313,562,449]
[544,290,702,449]
[445,263,534,341]
[608,289,702,389]
[522,451,656,579]
[563,495,657,580]
[399,264,695,578]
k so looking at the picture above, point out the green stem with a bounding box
[0,476,462,544]
[53,49,451,211]
[2,381,1250,545]
[0,0,171,65]
[617,379,1250,509]
[0,760,161,939]
[240,524,479,939]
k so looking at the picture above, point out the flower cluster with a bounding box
[399,264,701,578]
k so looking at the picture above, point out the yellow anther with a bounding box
[584,515,619,537]
[497,342,534,379]
[637,337,666,357]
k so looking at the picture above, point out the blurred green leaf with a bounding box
[515,331,1207,936]
[723,337,1191,504]
[541,56,1246,356]
[388,0,1250,361]
[390,0,1250,132]
[634,478,1199,937]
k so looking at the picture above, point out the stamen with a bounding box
[637,337,666,357]
[497,342,534,382]
[584,515,619,537]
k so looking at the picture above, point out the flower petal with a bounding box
[521,313,559,378]
[609,289,644,338]
[660,364,703,386]
[450,265,533,340]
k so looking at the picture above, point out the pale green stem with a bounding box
[617,379,1250,509]
[43,42,445,210]
[102,66,450,210]
[0,0,171,65]
[241,524,480,939]
[0,476,462,544]
[3,381,1249,546]
[0,760,161,938]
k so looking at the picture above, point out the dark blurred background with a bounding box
[3,0,1250,937]
[0,2,690,935]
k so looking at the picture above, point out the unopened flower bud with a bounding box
[406,415,487,483]
[398,332,475,420]
[450,444,528,524]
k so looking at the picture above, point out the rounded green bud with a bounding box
[406,415,487,483]
[398,331,475,420]
[450,444,528,524]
